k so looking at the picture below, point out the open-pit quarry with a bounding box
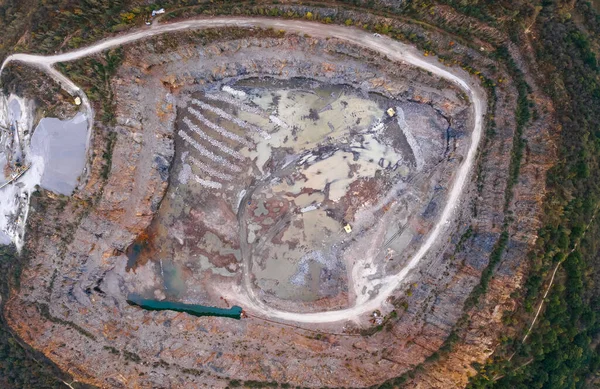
[0,15,549,389]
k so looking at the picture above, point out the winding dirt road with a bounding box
[0,17,485,324]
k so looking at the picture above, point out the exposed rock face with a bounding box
[3,23,553,389]
[5,48,177,387]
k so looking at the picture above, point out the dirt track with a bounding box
[0,17,486,324]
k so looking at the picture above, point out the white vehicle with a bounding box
[373,33,382,38]
[152,8,165,17]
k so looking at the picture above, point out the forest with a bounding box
[448,0,600,387]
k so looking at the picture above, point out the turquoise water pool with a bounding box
[127,295,242,320]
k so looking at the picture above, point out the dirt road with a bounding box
[0,17,486,324]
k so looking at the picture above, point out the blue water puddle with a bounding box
[127,294,243,320]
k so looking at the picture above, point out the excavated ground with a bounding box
[128,74,460,315]
[2,25,530,389]
[116,31,469,321]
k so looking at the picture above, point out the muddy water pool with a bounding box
[127,76,449,311]
[30,113,88,195]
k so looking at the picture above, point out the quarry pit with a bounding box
[0,18,489,388]
[114,25,477,324]
[131,76,461,317]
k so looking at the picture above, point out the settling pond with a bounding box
[30,112,88,195]
[127,294,243,320]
